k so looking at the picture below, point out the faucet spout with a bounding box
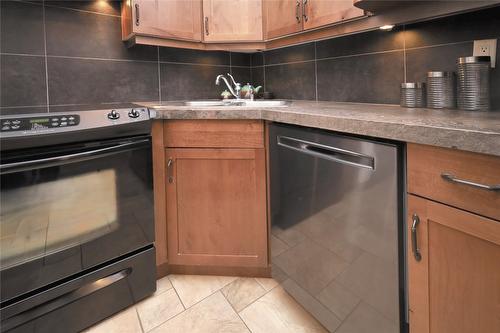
[215,74,241,99]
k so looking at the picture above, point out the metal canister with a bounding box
[426,71,456,109]
[457,56,490,111]
[400,83,426,108]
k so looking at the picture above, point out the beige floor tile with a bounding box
[221,278,267,312]
[83,307,142,333]
[317,281,360,320]
[281,279,341,333]
[239,286,328,333]
[150,292,249,333]
[169,274,237,308]
[154,276,173,295]
[136,288,184,332]
[335,302,398,333]
[255,277,278,292]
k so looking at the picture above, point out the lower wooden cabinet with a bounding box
[407,194,500,333]
[161,120,269,274]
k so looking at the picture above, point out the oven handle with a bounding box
[0,138,150,175]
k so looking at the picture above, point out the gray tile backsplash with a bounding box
[257,6,500,109]
[0,0,250,115]
[1,1,499,114]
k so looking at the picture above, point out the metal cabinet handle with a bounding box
[302,0,308,22]
[441,173,500,191]
[204,17,209,35]
[411,214,422,262]
[167,158,174,183]
[295,0,301,23]
[135,3,140,26]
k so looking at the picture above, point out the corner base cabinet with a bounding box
[407,144,500,333]
[166,148,267,267]
[153,120,270,276]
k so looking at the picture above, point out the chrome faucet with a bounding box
[215,73,241,99]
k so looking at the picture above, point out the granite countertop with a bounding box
[141,100,500,157]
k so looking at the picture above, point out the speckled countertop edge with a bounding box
[141,101,500,157]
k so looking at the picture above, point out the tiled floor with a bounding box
[84,274,327,333]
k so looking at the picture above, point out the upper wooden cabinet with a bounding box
[302,0,364,30]
[264,0,364,40]
[202,0,263,42]
[122,0,202,41]
[264,0,303,39]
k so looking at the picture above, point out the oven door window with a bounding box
[0,137,153,303]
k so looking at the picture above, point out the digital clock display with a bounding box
[30,118,49,123]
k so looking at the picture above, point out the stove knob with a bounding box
[128,109,140,118]
[108,110,120,120]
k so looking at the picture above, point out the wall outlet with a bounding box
[473,39,497,68]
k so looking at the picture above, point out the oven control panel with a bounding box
[1,115,80,132]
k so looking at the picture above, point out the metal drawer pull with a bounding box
[441,173,500,191]
[295,0,301,23]
[135,3,140,26]
[167,158,174,183]
[205,17,209,35]
[302,0,308,22]
[411,214,422,262]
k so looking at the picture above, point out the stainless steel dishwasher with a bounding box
[269,123,406,333]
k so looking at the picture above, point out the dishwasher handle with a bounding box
[277,135,375,170]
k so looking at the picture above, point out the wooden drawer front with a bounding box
[164,120,264,148]
[408,143,500,221]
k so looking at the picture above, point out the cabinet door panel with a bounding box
[303,0,364,30]
[407,195,500,333]
[265,0,303,39]
[166,148,268,267]
[132,0,202,41]
[203,0,263,42]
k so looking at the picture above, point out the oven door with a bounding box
[0,135,154,304]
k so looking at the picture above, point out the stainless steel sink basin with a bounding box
[240,100,290,107]
[183,100,290,107]
[183,100,229,107]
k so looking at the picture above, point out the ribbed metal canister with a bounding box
[457,56,490,111]
[400,83,426,108]
[426,71,456,109]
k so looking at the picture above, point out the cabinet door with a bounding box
[166,148,268,267]
[265,0,303,39]
[132,0,202,41]
[303,0,364,30]
[203,0,263,42]
[407,195,500,333]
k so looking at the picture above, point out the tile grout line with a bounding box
[233,278,281,315]
[134,307,146,333]
[42,0,50,113]
[314,42,319,102]
[220,288,254,333]
[403,25,407,83]
[262,52,266,92]
[157,46,162,103]
[167,276,187,310]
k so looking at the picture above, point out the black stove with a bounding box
[0,107,157,333]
